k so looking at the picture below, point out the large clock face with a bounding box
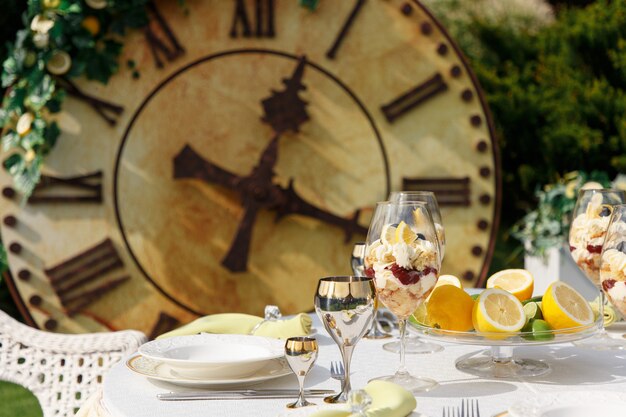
[0,0,500,335]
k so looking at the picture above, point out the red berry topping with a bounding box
[385,263,438,286]
[603,279,616,292]
[364,267,375,278]
[587,244,603,254]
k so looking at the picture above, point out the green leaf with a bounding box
[3,153,25,176]
[2,131,20,152]
[27,74,55,110]
[2,56,18,87]
[44,121,60,150]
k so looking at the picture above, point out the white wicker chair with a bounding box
[0,309,147,417]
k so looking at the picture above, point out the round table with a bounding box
[98,315,626,417]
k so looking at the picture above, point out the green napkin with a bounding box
[309,380,417,417]
[156,313,312,339]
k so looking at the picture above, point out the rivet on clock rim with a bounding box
[420,22,433,35]
[18,269,31,281]
[450,65,462,78]
[8,242,22,254]
[479,166,491,178]
[463,270,475,281]
[400,3,412,15]
[477,219,489,230]
[479,194,491,205]
[461,89,473,102]
[476,140,489,153]
[3,215,17,227]
[44,319,58,331]
[437,43,448,56]
[471,246,483,257]
[470,115,482,127]
[2,187,16,199]
[29,295,42,306]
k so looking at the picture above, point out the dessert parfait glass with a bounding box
[364,201,441,392]
[569,188,626,349]
[383,191,445,354]
[600,204,626,336]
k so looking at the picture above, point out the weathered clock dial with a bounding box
[0,0,500,334]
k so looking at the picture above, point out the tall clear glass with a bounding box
[384,191,445,354]
[600,204,626,339]
[365,201,441,392]
[569,188,626,349]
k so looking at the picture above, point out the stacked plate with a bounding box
[127,334,291,387]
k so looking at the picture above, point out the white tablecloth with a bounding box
[94,316,626,417]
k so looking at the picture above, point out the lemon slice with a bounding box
[472,288,526,338]
[16,112,35,136]
[86,0,108,9]
[541,281,593,330]
[46,51,71,75]
[395,221,416,244]
[486,269,534,302]
[381,223,397,245]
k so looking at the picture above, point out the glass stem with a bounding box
[397,318,408,375]
[342,344,354,395]
[296,372,306,406]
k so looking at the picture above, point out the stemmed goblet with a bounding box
[352,243,391,339]
[569,188,626,349]
[383,191,445,354]
[365,201,441,392]
[600,204,626,339]
[284,336,319,408]
[314,276,376,403]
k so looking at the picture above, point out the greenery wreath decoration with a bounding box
[0,0,155,197]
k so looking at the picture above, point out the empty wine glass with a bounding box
[384,191,445,354]
[352,242,391,339]
[569,188,626,349]
[365,201,441,392]
[600,204,626,339]
[314,276,375,403]
[284,336,319,408]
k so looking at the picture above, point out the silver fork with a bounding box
[330,361,345,382]
[460,398,480,417]
[442,406,458,417]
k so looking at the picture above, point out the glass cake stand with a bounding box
[408,308,603,379]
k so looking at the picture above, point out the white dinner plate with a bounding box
[508,391,626,417]
[126,355,292,388]
[138,334,284,379]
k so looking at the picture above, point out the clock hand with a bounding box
[274,179,368,242]
[173,144,241,188]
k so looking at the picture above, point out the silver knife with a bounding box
[157,389,334,401]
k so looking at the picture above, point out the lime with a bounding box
[522,295,543,305]
[521,319,554,341]
[470,293,480,301]
[523,302,543,321]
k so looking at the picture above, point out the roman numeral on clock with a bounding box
[44,238,130,316]
[402,176,471,207]
[145,0,185,68]
[381,73,448,123]
[28,171,102,204]
[326,0,366,59]
[58,78,123,126]
[230,0,275,38]
[148,312,180,340]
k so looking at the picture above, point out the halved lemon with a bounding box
[395,221,416,244]
[486,269,534,302]
[542,281,593,330]
[46,51,71,75]
[427,285,474,331]
[435,274,462,288]
[472,288,526,339]
[381,223,397,245]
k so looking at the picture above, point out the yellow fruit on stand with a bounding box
[486,269,534,302]
[426,285,474,331]
[472,288,526,339]
[411,303,429,326]
[542,281,593,330]
[381,223,397,245]
[435,274,462,288]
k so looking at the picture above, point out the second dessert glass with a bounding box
[569,188,626,349]
[364,201,441,392]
